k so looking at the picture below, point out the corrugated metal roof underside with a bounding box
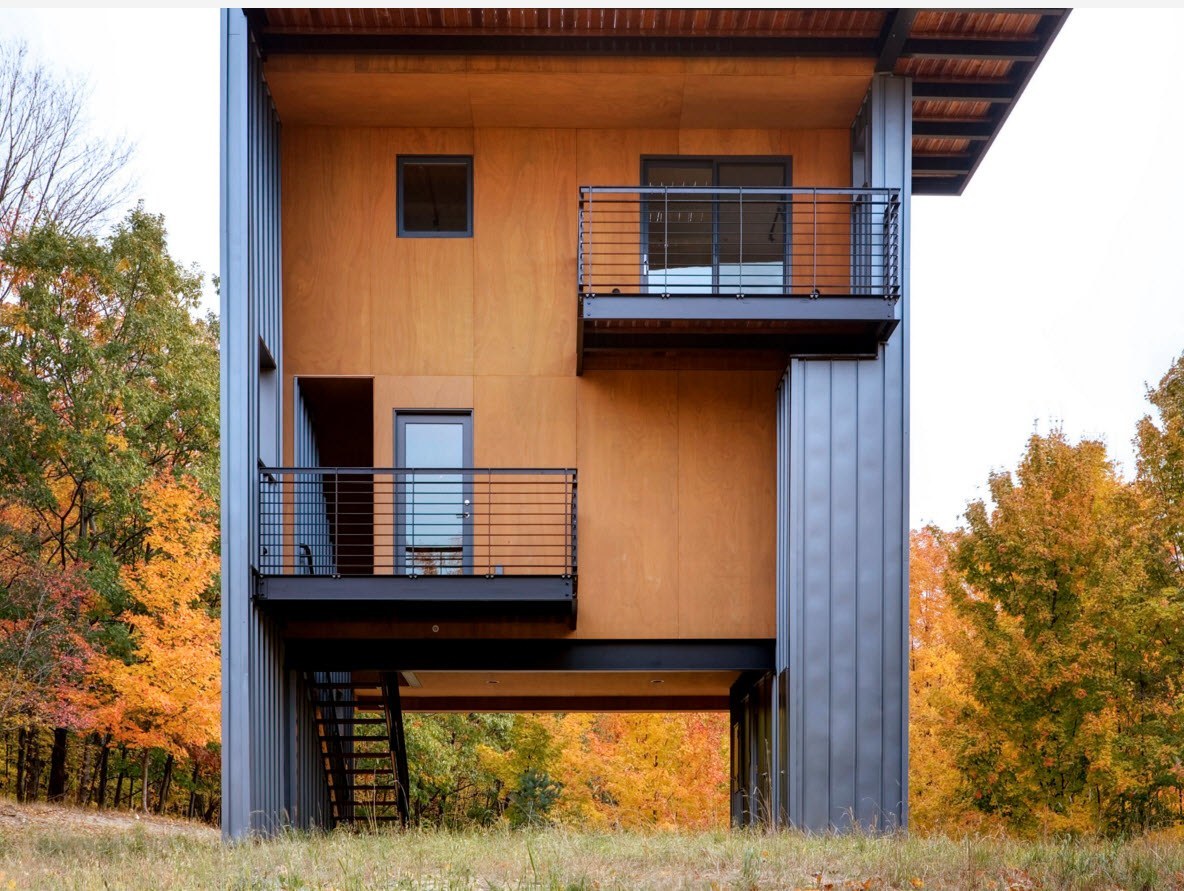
[249,8,1069,196]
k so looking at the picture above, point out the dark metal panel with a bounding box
[581,295,899,323]
[828,362,859,830]
[800,360,832,831]
[781,74,910,833]
[403,695,729,712]
[855,355,886,826]
[285,638,776,673]
[259,574,575,603]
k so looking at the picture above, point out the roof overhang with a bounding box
[246,8,1069,196]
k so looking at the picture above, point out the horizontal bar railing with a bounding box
[578,185,901,301]
[258,467,577,580]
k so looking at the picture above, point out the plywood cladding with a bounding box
[265,55,874,130]
[282,124,851,640]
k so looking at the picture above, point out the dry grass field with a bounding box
[2,800,1184,890]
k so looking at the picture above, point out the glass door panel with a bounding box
[643,159,789,296]
[718,162,787,294]
[645,161,713,294]
[396,414,471,575]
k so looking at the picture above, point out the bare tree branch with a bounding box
[0,40,132,241]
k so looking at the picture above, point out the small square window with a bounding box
[397,156,473,237]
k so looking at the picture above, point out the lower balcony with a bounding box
[256,467,577,621]
[578,185,901,370]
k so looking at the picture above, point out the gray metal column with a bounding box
[778,74,911,831]
[221,8,295,838]
[220,7,254,840]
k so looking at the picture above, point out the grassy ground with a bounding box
[1,801,1183,890]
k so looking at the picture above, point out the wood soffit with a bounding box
[247,8,1070,196]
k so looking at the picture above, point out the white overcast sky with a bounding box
[1,8,1181,531]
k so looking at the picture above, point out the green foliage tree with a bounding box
[0,206,219,626]
[0,206,219,805]
[506,766,562,828]
[403,713,514,827]
[947,428,1184,833]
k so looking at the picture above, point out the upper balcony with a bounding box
[577,186,900,371]
[256,467,577,622]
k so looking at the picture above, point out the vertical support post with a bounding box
[381,673,411,827]
[220,7,253,841]
[222,9,291,838]
[775,74,911,833]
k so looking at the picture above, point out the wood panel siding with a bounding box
[676,371,780,638]
[265,55,873,131]
[281,124,853,640]
[473,129,577,377]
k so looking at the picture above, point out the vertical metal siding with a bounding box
[248,44,282,362]
[777,74,911,832]
[223,8,314,838]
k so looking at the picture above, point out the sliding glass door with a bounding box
[643,158,789,296]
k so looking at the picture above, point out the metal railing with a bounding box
[258,467,577,579]
[578,186,901,301]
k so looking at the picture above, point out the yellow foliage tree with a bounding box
[549,712,728,830]
[94,477,220,759]
[908,526,981,833]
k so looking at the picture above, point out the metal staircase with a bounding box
[309,671,411,827]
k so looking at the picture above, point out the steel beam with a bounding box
[875,9,918,73]
[912,120,994,140]
[285,638,776,673]
[901,37,1041,61]
[258,574,575,604]
[912,81,1015,102]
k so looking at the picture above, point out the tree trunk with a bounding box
[141,749,151,813]
[156,753,174,815]
[203,795,219,824]
[75,731,95,805]
[24,730,41,802]
[94,735,112,808]
[187,762,200,819]
[47,727,68,802]
[15,728,27,804]
[113,745,127,809]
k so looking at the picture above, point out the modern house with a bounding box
[220,7,1066,837]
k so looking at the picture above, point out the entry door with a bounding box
[643,159,789,295]
[395,413,472,575]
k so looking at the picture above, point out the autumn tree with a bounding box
[0,544,95,738]
[908,526,979,833]
[0,207,218,803]
[0,207,219,572]
[92,477,220,812]
[404,713,514,826]
[550,712,728,830]
[946,429,1184,833]
[478,714,563,827]
[1138,351,1184,580]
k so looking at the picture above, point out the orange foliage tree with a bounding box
[548,712,729,830]
[92,477,220,809]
